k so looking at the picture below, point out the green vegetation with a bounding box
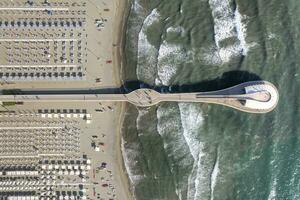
[2,90,22,95]
[1,102,16,107]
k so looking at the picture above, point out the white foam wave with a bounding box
[178,103,204,199]
[178,104,215,200]
[268,179,277,200]
[156,103,212,200]
[136,108,150,131]
[234,5,248,55]
[156,42,179,85]
[207,0,255,64]
[209,0,236,46]
[156,104,196,199]
[132,0,144,13]
[218,44,242,63]
[202,47,223,65]
[267,33,277,40]
[210,150,219,200]
[137,8,160,84]
[156,63,177,86]
[194,144,208,200]
[203,44,241,65]
[178,103,223,200]
[234,6,257,55]
[167,26,185,34]
[121,139,144,186]
[178,103,204,160]
[156,41,190,85]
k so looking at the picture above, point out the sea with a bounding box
[121,0,300,199]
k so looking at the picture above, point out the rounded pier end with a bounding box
[243,81,279,113]
[124,81,279,114]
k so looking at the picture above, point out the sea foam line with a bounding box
[121,139,144,186]
[207,0,254,64]
[157,104,199,199]
[178,103,213,200]
[194,145,207,200]
[210,148,219,200]
[137,8,160,84]
[268,178,277,200]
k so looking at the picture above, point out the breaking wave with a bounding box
[156,41,190,85]
[121,138,144,186]
[210,148,219,200]
[137,8,160,84]
[123,0,299,199]
[166,26,185,35]
[268,179,277,200]
[206,0,255,64]
[156,104,194,199]
[155,103,216,200]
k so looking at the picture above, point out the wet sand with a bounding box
[111,0,134,199]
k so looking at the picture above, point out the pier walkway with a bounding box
[0,81,279,113]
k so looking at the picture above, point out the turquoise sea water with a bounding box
[121,0,300,199]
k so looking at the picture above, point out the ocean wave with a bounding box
[156,104,195,199]
[156,42,179,85]
[195,144,210,200]
[178,103,204,160]
[121,139,144,187]
[209,0,236,45]
[178,103,206,200]
[268,178,277,200]
[267,33,277,40]
[132,0,144,13]
[156,41,191,85]
[166,26,185,35]
[137,11,188,86]
[234,6,257,55]
[129,0,148,47]
[155,103,214,200]
[210,148,219,200]
[137,8,160,84]
[179,103,217,200]
[207,0,255,64]
[136,108,150,131]
[234,5,249,55]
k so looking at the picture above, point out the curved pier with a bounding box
[0,81,279,113]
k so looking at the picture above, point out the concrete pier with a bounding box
[0,81,279,113]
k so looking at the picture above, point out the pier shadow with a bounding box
[122,70,262,93]
[1,70,262,95]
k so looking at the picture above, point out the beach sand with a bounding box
[0,0,133,199]
[0,101,132,199]
[0,0,125,90]
[111,0,134,199]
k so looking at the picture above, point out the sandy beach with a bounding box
[0,0,133,199]
[0,0,126,90]
[111,0,134,199]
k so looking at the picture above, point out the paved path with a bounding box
[0,64,78,68]
[0,7,69,11]
[0,39,78,42]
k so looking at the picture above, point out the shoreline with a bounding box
[112,0,134,199]
[112,0,130,88]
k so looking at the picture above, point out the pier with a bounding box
[0,81,279,113]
